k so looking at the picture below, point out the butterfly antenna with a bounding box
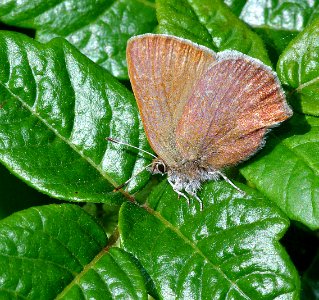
[217,171,246,195]
[107,137,157,158]
[113,162,153,192]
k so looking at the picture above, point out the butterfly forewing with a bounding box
[126,34,217,167]
[175,53,292,169]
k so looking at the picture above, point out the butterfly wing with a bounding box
[126,34,217,167]
[175,51,292,169]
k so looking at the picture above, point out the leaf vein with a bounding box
[185,0,212,42]
[0,81,124,192]
[147,207,252,300]
[108,251,139,297]
[0,253,76,275]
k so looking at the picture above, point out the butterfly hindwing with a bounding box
[175,52,292,169]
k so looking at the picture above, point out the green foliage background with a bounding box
[0,0,318,299]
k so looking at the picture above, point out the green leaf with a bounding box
[0,204,106,298]
[156,0,271,66]
[232,0,319,54]
[0,31,152,202]
[223,0,247,16]
[0,204,148,299]
[241,114,319,230]
[277,18,319,116]
[119,180,300,299]
[57,248,148,300]
[0,0,157,79]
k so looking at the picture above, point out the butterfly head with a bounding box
[151,158,168,175]
[151,158,215,189]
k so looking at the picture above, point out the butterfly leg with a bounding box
[216,171,246,196]
[185,189,203,211]
[177,190,190,206]
[168,178,190,205]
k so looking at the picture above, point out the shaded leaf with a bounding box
[0,0,157,79]
[280,224,319,275]
[0,163,54,219]
[301,249,319,300]
[119,180,300,299]
[0,204,148,299]
[226,0,319,54]
[277,18,319,115]
[156,0,271,65]
[0,31,151,202]
[241,114,319,230]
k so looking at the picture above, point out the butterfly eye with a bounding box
[156,162,167,174]
[151,160,167,175]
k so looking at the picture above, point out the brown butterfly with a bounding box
[116,34,292,209]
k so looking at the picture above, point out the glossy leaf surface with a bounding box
[241,115,319,230]
[0,31,151,202]
[157,0,271,65]
[0,0,157,79]
[0,204,106,299]
[0,2,316,299]
[120,180,300,299]
[277,18,319,115]
[0,204,148,299]
[226,0,319,54]
[57,247,148,300]
[223,0,247,16]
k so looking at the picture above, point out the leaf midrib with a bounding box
[296,75,319,92]
[136,0,156,8]
[185,0,213,45]
[39,0,155,37]
[37,0,115,34]
[271,131,319,176]
[55,229,120,299]
[144,205,252,300]
[0,81,134,199]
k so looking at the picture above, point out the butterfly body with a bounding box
[126,34,292,206]
[151,156,221,202]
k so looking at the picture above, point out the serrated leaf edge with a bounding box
[143,205,254,299]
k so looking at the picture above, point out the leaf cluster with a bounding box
[1,0,319,299]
